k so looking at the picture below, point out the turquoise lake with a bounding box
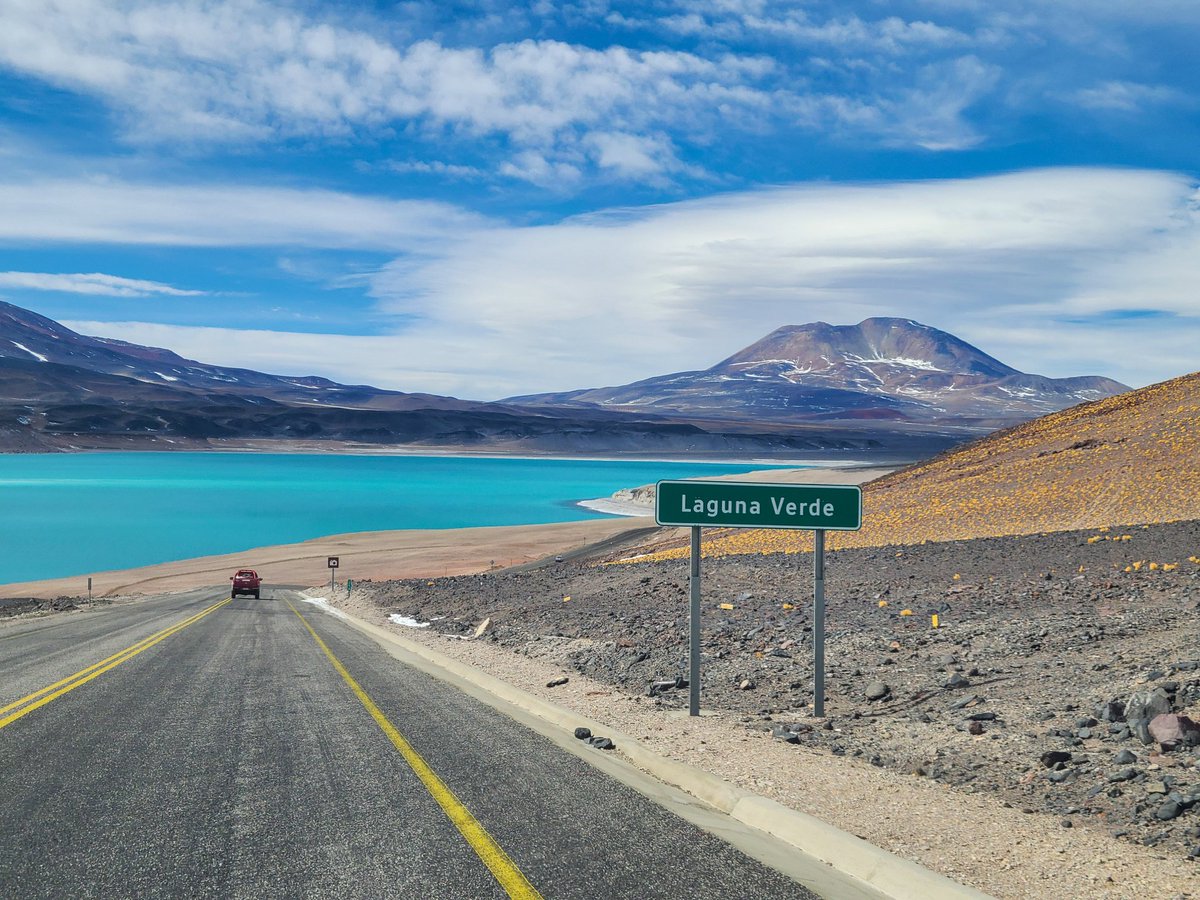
[0,452,794,586]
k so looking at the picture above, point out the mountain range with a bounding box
[0,301,1128,457]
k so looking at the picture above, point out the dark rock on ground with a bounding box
[865,681,891,701]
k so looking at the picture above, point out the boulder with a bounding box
[865,681,891,701]
[1155,800,1183,821]
[1124,688,1172,744]
[1147,713,1200,751]
[1098,699,1126,722]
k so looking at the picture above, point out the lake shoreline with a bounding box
[0,464,891,601]
[0,453,808,587]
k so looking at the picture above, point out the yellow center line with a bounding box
[286,600,543,900]
[0,597,231,730]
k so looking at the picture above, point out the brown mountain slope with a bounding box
[641,370,1200,559]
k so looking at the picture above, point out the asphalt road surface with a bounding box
[0,587,823,899]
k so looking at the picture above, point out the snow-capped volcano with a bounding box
[508,318,1129,424]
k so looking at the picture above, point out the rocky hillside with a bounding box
[636,369,1200,559]
[508,318,1128,426]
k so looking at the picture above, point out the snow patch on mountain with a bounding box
[11,342,47,362]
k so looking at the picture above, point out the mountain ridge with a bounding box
[0,301,945,457]
[0,302,1135,457]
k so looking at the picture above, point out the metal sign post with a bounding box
[689,526,701,716]
[813,529,826,717]
[328,556,339,591]
[656,481,862,718]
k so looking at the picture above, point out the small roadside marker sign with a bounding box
[327,557,339,568]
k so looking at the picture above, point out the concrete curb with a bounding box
[318,599,992,900]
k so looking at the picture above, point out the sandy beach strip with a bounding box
[0,517,661,600]
[0,465,892,601]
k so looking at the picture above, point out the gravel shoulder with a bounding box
[320,519,1200,900]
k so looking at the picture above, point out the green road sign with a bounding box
[655,480,862,531]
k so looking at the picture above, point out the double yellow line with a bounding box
[0,597,230,731]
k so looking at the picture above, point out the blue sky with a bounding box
[0,1,1197,398]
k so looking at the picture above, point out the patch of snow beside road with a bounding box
[388,614,430,628]
[299,596,349,620]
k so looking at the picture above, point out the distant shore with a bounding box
[0,464,891,601]
[3,438,904,468]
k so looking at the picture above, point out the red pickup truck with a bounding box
[230,569,261,599]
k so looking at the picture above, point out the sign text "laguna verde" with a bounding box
[655,481,862,531]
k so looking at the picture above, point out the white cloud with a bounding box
[818,55,999,150]
[54,168,1200,398]
[0,271,203,297]
[361,167,1199,394]
[1070,80,1187,113]
[6,0,1136,183]
[740,11,972,52]
[0,0,781,181]
[381,160,488,180]
[0,178,485,249]
[584,131,686,179]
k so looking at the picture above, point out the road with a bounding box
[0,588,823,899]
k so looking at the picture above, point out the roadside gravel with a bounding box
[323,519,1200,899]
